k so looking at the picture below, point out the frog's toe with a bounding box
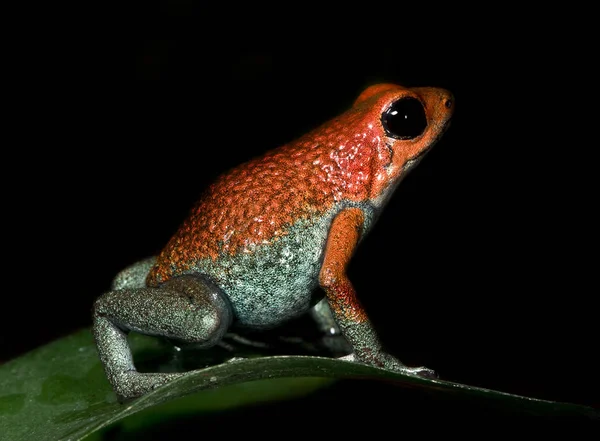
[114,371,184,401]
[404,366,438,379]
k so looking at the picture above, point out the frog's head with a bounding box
[353,83,454,205]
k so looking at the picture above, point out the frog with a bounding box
[93,83,454,401]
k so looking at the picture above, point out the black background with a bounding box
[4,1,598,428]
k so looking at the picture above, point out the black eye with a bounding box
[382,97,427,140]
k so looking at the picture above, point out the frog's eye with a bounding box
[382,97,427,140]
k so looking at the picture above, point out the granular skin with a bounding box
[149,101,388,286]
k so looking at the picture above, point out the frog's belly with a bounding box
[186,215,333,328]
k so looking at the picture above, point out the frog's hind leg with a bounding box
[310,297,341,335]
[110,256,157,290]
[309,298,352,356]
[93,274,233,401]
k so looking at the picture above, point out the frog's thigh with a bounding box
[110,256,157,290]
[93,274,232,400]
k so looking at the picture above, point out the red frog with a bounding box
[93,83,454,400]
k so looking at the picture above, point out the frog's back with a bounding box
[148,106,377,285]
[146,103,382,327]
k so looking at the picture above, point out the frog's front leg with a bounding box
[319,207,436,378]
[93,274,233,401]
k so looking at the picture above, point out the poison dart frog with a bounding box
[93,83,454,400]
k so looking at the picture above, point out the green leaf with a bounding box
[1,329,598,441]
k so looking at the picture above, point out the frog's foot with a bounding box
[112,371,185,402]
[377,354,438,379]
[401,366,438,379]
[343,351,438,379]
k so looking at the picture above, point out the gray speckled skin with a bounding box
[94,273,233,400]
[111,256,156,290]
[173,200,376,329]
